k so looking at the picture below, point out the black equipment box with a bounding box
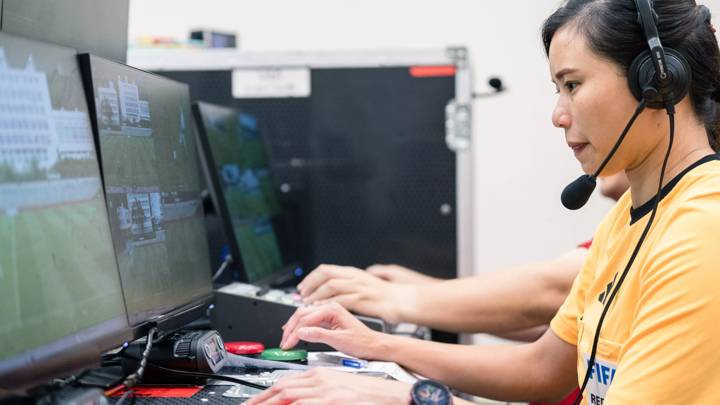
[211,282,386,351]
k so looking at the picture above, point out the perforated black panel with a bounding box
[159,67,456,280]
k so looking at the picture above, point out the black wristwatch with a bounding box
[410,380,453,405]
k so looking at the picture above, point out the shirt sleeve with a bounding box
[606,206,720,404]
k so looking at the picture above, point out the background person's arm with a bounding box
[366,264,443,284]
[299,248,586,333]
[398,248,586,333]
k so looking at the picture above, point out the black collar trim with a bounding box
[629,153,720,225]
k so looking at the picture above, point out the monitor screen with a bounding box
[80,55,213,325]
[0,33,129,388]
[193,102,285,283]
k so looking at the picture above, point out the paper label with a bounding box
[232,67,311,98]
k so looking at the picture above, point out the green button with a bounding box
[260,348,308,362]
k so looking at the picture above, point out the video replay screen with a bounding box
[83,55,212,325]
[0,34,127,362]
[194,102,285,283]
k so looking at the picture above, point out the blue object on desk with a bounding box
[316,353,368,369]
[340,358,367,368]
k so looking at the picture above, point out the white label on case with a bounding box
[232,68,311,98]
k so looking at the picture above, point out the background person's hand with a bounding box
[279,302,387,360]
[297,264,417,322]
[244,368,410,405]
[366,264,442,285]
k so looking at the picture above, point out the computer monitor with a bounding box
[79,54,213,329]
[192,101,295,284]
[0,33,131,390]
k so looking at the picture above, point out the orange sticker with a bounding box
[409,66,456,78]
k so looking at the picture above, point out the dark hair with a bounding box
[542,0,720,151]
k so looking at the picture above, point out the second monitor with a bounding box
[80,54,214,331]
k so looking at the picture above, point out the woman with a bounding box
[247,1,720,403]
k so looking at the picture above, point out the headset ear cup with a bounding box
[628,50,658,105]
[628,48,691,109]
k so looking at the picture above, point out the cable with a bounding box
[122,327,157,388]
[118,352,268,391]
[573,111,675,405]
[106,328,157,403]
[52,369,91,389]
[104,384,127,398]
[143,362,268,391]
[592,100,646,178]
[212,254,233,282]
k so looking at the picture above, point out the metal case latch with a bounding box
[445,47,472,151]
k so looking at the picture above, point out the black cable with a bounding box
[52,369,91,388]
[573,111,675,405]
[143,362,268,391]
[118,352,268,391]
[109,328,157,403]
[122,327,157,388]
[592,100,647,178]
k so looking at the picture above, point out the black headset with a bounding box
[570,1,688,404]
[628,0,691,111]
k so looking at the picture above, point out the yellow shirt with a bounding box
[551,155,720,405]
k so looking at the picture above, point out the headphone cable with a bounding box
[573,111,675,405]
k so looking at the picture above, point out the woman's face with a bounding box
[549,24,663,175]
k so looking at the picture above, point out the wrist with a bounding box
[387,284,419,324]
[371,329,402,362]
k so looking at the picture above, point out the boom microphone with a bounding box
[561,175,597,210]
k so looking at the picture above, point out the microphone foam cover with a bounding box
[561,174,597,210]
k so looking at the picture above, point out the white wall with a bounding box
[129,0,718,275]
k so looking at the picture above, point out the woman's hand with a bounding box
[297,265,417,323]
[279,302,388,360]
[244,368,411,405]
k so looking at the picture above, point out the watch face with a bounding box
[411,380,452,405]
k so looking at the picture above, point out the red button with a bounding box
[225,341,265,355]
